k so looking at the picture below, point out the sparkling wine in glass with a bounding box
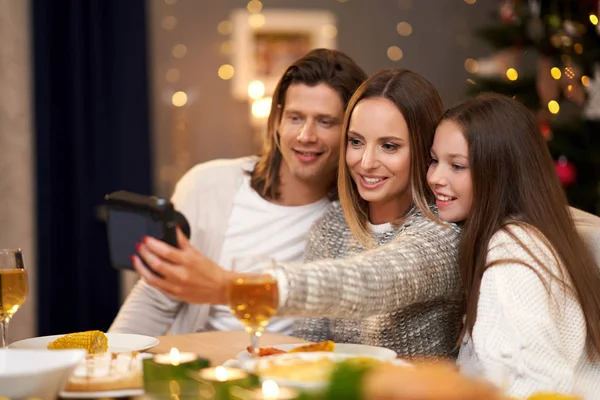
[228,256,278,358]
[0,248,28,348]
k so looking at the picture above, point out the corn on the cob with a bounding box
[47,330,108,354]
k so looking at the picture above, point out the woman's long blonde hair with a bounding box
[338,69,445,247]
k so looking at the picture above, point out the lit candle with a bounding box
[262,380,280,400]
[197,366,249,381]
[153,347,199,366]
[192,366,255,400]
[229,380,300,400]
[142,347,210,395]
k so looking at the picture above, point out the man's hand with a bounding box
[132,228,234,304]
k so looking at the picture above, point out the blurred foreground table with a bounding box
[59,331,308,400]
[149,330,308,366]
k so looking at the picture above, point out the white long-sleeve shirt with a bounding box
[458,223,600,399]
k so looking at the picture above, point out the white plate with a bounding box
[59,388,143,399]
[58,353,154,399]
[241,351,410,392]
[9,333,159,353]
[236,342,398,362]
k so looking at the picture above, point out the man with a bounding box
[109,48,367,335]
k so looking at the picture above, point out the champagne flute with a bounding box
[0,248,28,348]
[228,256,279,358]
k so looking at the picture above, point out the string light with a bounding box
[247,0,263,13]
[464,58,479,74]
[321,24,338,39]
[248,80,265,99]
[160,0,194,197]
[550,67,561,80]
[252,97,272,118]
[590,14,599,25]
[162,16,178,30]
[218,64,235,80]
[548,100,560,114]
[464,0,476,4]
[166,68,180,83]
[248,14,266,28]
[506,68,518,81]
[396,22,413,36]
[574,43,583,54]
[582,76,590,87]
[387,46,403,61]
[172,91,188,107]
[564,67,575,79]
[550,35,562,48]
[220,40,234,55]
[217,21,233,35]
[172,44,187,59]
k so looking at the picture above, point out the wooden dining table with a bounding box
[58,332,308,400]
[148,331,309,366]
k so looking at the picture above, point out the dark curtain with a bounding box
[32,0,153,335]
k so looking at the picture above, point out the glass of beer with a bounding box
[228,256,278,358]
[0,248,28,348]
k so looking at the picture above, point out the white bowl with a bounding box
[0,348,87,400]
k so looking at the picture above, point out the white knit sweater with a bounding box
[457,223,600,399]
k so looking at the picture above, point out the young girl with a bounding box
[427,93,600,397]
[133,70,463,358]
[293,68,463,358]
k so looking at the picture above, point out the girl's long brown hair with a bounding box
[446,93,600,357]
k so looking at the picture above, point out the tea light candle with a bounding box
[142,347,210,395]
[153,347,199,365]
[229,380,301,400]
[194,366,255,400]
[197,366,248,381]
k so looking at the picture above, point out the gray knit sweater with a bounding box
[277,201,463,359]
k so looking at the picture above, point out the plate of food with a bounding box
[58,351,152,399]
[60,388,144,399]
[240,351,409,392]
[9,330,159,353]
[9,331,157,398]
[237,340,398,362]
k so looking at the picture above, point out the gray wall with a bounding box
[149,0,497,197]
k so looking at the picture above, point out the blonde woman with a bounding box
[291,69,463,358]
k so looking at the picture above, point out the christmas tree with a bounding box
[467,0,600,215]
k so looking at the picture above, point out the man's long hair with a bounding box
[249,48,367,200]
